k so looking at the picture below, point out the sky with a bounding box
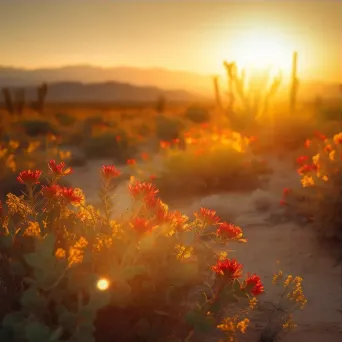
[0,0,341,81]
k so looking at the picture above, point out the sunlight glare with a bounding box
[96,278,110,291]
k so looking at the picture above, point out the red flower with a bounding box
[41,185,60,199]
[60,187,83,204]
[305,139,311,148]
[132,217,151,234]
[314,131,327,141]
[212,258,243,279]
[129,182,159,199]
[154,207,171,225]
[283,188,291,197]
[195,207,221,225]
[280,199,287,206]
[141,152,149,161]
[17,170,42,185]
[48,160,72,176]
[324,144,333,153]
[101,165,121,180]
[150,174,156,181]
[244,274,264,296]
[160,141,171,149]
[296,156,309,165]
[172,138,180,145]
[170,211,188,231]
[216,222,243,240]
[127,159,136,166]
[116,135,121,142]
[298,164,317,175]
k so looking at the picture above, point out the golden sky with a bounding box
[0,1,341,81]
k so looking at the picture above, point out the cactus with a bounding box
[212,76,222,111]
[14,88,25,116]
[2,88,14,115]
[289,51,299,113]
[37,83,48,115]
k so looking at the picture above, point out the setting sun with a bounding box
[218,28,294,74]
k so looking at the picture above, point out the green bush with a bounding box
[155,114,184,142]
[185,106,211,124]
[54,113,77,127]
[17,120,59,137]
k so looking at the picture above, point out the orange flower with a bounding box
[212,258,243,279]
[298,164,317,175]
[304,139,311,148]
[17,170,42,185]
[244,274,264,296]
[160,140,171,149]
[280,199,287,206]
[216,222,243,240]
[101,165,121,180]
[172,138,180,145]
[149,174,156,181]
[132,217,152,233]
[48,160,72,176]
[324,144,333,153]
[126,159,136,166]
[195,207,221,225]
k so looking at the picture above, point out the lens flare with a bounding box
[96,278,110,291]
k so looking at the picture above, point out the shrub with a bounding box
[83,132,137,163]
[0,162,306,342]
[155,114,184,142]
[185,106,211,124]
[281,131,342,260]
[16,120,59,137]
[54,112,77,127]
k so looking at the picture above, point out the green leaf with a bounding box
[58,310,77,332]
[25,321,51,342]
[185,310,215,333]
[49,327,63,342]
[20,287,48,312]
[2,312,25,329]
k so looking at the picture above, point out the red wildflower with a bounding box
[132,217,151,234]
[216,222,243,240]
[172,138,180,145]
[41,185,60,199]
[170,211,188,231]
[150,174,156,181]
[283,188,291,197]
[212,258,243,279]
[324,144,333,153]
[160,140,171,149]
[296,156,309,165]
[298,164,317,175]
[116,135,121,142]
[280,199,287,206]
[129,182,159,199]
[154,207,171,225]
[17,170,42,185]
[141,152,149,161]
[48,160,72,176]
[195,207,221,225]
[101,165,121,180]
[244,274,264,296]
[314,131,327,141]
[60,187,83,204]
[305,139,311,148]
[127,159,136,166]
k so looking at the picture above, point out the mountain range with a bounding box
[0,65,340,103]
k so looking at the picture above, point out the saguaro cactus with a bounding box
[289,51,299,113]
[14,88,25,116]
[32,83,48,115]
[213,76,222,111]
[2,88,14,115]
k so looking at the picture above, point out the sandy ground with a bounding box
[67,155,342,342]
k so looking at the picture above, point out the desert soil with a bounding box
[67,155,342,342]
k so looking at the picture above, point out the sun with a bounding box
[218,28,294,74]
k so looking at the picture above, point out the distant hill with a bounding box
[0,65,340,103]
[0,65,213,97]
[2,81,206,103]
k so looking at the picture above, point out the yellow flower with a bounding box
[249,297,258,309]
[312,153,320,165]
[55,248,66,259]
[301,175,314,187]
[322,175,329,182]
[272,270,283,284]
[329,150,336,161]
[23,221,41,237]
[9,140,20,150]
[26,141,41,153]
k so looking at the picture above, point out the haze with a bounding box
[0,0,341,83]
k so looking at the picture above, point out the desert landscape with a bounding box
[0,1,341,342]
